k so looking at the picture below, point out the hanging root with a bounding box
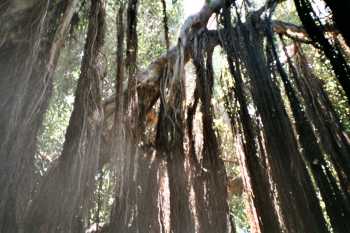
[294,0,350,103]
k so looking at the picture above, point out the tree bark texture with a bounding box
[294,0,350,104]
[294,44,350,202]
[221,7,329,232]
[24,0,106,232]
[191,31,233,233]
[279,32,350,232]
[0,0,79,232]
[220,7,282,233]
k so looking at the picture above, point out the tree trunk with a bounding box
[294,0,350,103]
[24,0,106,232]
[220,8,282,233]
[152,47,196,232]
[136,152,164,233]
[294,44,350,201]
[268,31,341,233]
[158,98,195,233]
[228,11,326,232]
[192,32,233,233]
[0,0,78,232]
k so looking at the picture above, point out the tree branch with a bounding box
[103,19,331,119]
[101,5,339,169]
[103,0,226,124]
[99,0,344,175]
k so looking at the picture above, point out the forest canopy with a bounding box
[0,0,350,233]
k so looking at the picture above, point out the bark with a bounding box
[24,0,106,232]
[186,89,211,233]
[101,1,344,232]
[268,29,335,233]
[114,4,125,128]
[102,19,309,129]
[156,57,195,233]
[161,0,170,50]
[108,2,225,231]
[109,147,163,233]
[99,4,326,233]
[125,0,139,105]
[294,44,350,201]
[0,0,78,232]
[223,8,327,232]
[294,0,350,103]
[192,31,233,233]
[136,152,164,233]
[220,7,281,233]
[0,3,48,232]
[279,33,350,232]
[3,0,349,232]
[287,44,350,232]
[108,1,142,232]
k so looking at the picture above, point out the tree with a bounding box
[0,1,79,231]
[1,0,350,232]
[24,0,106,232]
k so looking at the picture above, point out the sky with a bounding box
[184,0,205,17]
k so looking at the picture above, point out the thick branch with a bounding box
[272,20,338,43]
[104,19,322,118]
[100,17,326,169]
[101,4,336,170]
[103,0,225,124]
[47,0,79,72]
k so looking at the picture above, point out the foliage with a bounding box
[36,39,85,174]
